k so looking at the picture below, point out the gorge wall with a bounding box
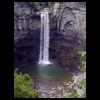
[14,2,40,67]
[50,2,86,48]
[50,2,86,71]
[14,2,86,71]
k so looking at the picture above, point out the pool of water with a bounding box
[19,64,72,82]
[18,64,73,98]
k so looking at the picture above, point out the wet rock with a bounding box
[74,84,85,96]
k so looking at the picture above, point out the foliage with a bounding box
[65,79,86,98]
[80,79,86,89]
[30,2,40,10]
[48,2,55,7]
[79,51,86,67]
[67,90,86,98]
[65,90,86,98]
[74,48,86,70]
[14,71,38,98]
[29,2,55,10]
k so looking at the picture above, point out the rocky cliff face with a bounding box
[50,2,86,49]
[14,2,40,67]
[14,2,86,70]
[14,2,40,42]
[50,2,86,71]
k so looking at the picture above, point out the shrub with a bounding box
[65,79,86,98]
[30,2,40,10]
[80,79,86,89]
[29,2,55,10]
[65,88,86,98]
[14,71,38,98]
[74,48,86,69]
[48,2,55,7]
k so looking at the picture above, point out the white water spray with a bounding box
[38,8,51,64]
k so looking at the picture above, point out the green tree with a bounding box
[74,48,86,70]
[14,71,38,98]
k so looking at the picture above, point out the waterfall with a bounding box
[38,8,51,64]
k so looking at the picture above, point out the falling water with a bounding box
[38,8,51,64]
